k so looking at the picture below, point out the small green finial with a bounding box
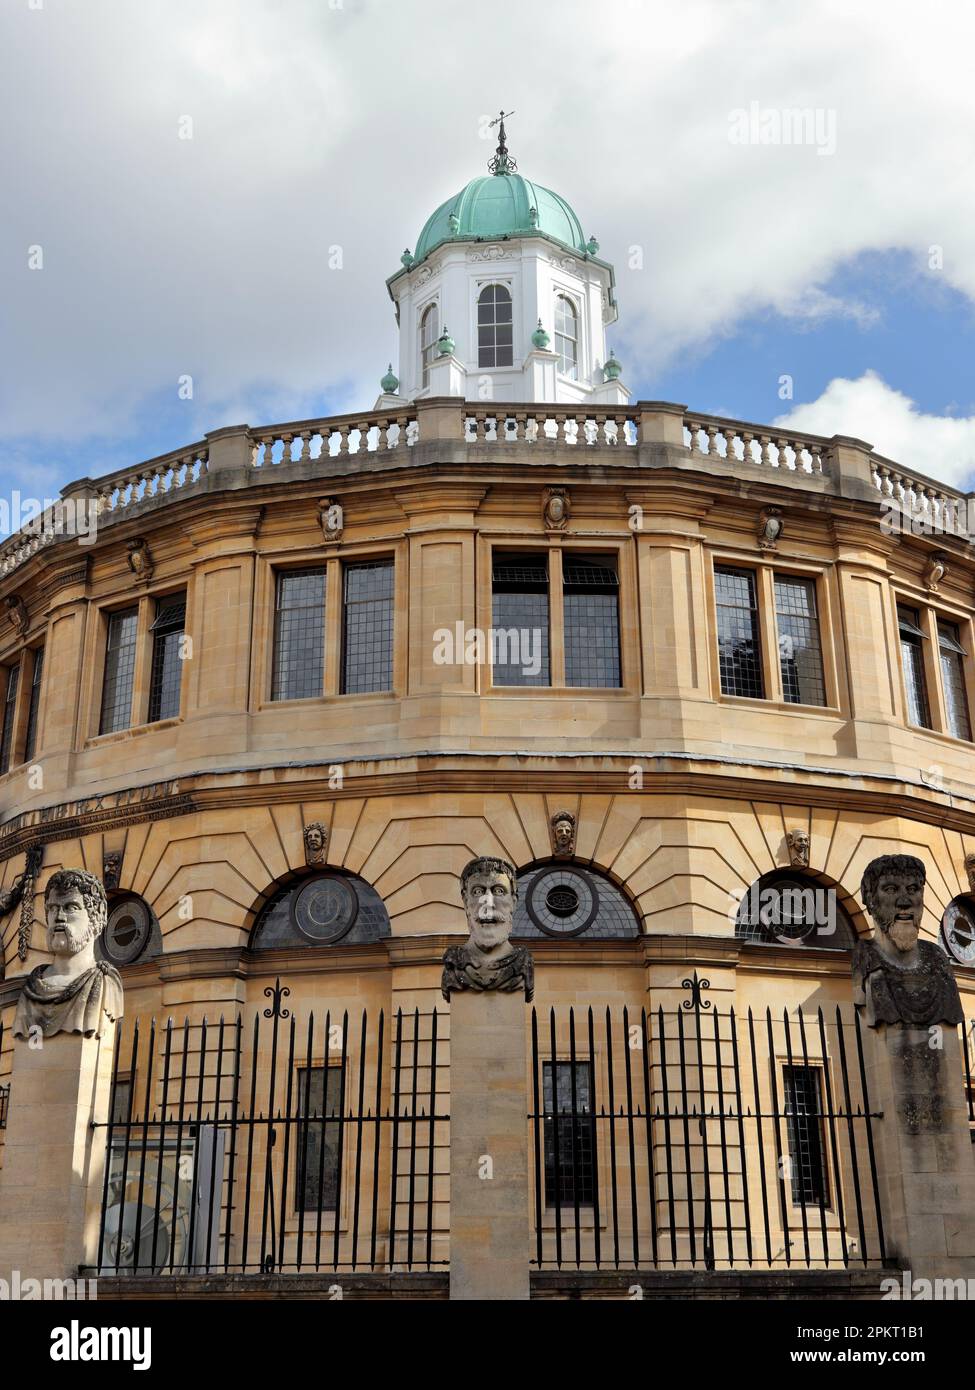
[448,212,460,234]
[528,205,538,228]
[381,363,400,394]
[531,319,550,350]
[586,234,599,256]
[436,326,455,357]
[401,248,414,268]
[604,349,621,381]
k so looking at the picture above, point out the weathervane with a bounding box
[488,109,517,175]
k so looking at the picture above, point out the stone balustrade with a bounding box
[683,411,830,475]
[252,410,418,467]
[871,454,969,532]
[93,443,209,517]
[464,406,639,446]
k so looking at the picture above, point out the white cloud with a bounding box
[1,0,974,475]
[776,372,975,490]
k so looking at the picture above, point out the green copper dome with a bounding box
[412,173,588,266]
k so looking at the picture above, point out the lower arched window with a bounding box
[512,864,639,939]
[735,871,856,949]
[250,872,391,949]
[942,895,975,965]
[97,893,162,967]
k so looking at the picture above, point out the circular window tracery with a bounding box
[100,895,154,967]
[512,865,639,940]
[942,896,975,965]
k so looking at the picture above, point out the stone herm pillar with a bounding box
[854,854,975,1281]
[442,855,534,1301]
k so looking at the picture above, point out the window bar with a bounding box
[130,1018,156,1273]
[239,1012,261,1273]
[205,1018,226,1275]
[296,1015,314,1271]
[782,1011,811,1266]
[657,1006,678,1265]
[350,1009,368,1271]
[764,1009,790,1266]
[797,1009,830,1265]
[964,1019,975,1123]
[548,1007,563,1269]
[729,1008,754,1267]
[622,1005,640,1267]
[531,1010,544,1268]
[604,1007,620,1268]
[692,994,715,1270]
[330,1009,350,1272]
[169,1025,193,1274]
[152,1021,174,1275]
[258,1005,279,1274]
[115,1019,139,1275]
[184,1019,209,1272]
[424,1007,439,1271]
[676,1007,697,1265]
[852,1008,887,1264]
[388,1008,404,1269]
[96,1021,125,1272]
[368,1010,385,1272]
[816,1007,850,1268]
[588,1006,604,1268]
[568,1009,582,1268]
[833,1007,868,1265]
[275,1014,297,1273]
[747,1008,774,1266]
[222,1017,242,1273]
[313,1009,331,1271]
[711,1007,733,1265]
[406,1008,420,1270]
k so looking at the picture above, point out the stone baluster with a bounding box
[706,424,719,456]
[810,444,824,474]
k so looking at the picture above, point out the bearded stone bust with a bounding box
[852,854,963,1028]
[13,868,123,1040]
[441,856,534,1002]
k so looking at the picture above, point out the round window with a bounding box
[942,898,975,966]
[103,897,152,966]
[290,876,358,945]
[526,868,599,937]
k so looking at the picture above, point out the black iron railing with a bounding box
[89,984,447,1276]
[528,1001,888,1271]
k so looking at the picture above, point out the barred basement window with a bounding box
[341,560,394,694]
[554,295,578,380]
[0,1082,8,1130]
[23,646,44,761]
[0,662,19,774]
[147,593,186,723]
[419,303,439,388]
[99,608,139,735]
[491,553,550,687]
[774,575,826,706]
[564,556,621,688]
[715,567,763,698]
[271,569,325,701]
[938,620,971,741]
[898,605,931,729]
[783,1065,829,1207]
[295,1066,343,1212]
[477,284,513,368]
[543,1061,596,1207]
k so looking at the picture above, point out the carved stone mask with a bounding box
[46,887,95,956]
[868,870,924,953]
[463,869,515,952]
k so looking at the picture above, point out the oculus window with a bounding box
[251,872,392,950]
[513,865,640,939]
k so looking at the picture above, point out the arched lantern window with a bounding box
[554,294,578,380]
[477,284,513,368]
[419,302,439,388]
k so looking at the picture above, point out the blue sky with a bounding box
[3,0,975,523]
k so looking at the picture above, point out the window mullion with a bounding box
[922,605,948,734]
[758,566,781,702]
[550,548,566,687]
[324,558,341,696]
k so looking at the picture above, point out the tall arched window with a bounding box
[554,294,578,379]
[477,284,513,367]
[419,303,439,388]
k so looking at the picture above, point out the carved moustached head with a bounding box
[860,854,925,955]
[460,856,518,953]
[43,868,107,956]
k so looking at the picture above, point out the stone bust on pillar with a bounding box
[441,856,534,1002]
[13,869,123,1040]
[853,854,963,1028]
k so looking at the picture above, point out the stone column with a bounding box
[0,1026,116,1280]
[449,989,530,1300]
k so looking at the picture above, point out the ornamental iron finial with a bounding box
[488,109,517,175]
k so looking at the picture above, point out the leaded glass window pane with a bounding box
[477,284,513,368]
[100,608,138,735]
[420,303,439,387]
[564,556,621,688]
[774,575,826,706]
[543,1062,596,1207]
[272,570,325,701]
[147,594,186,723]
[23,646,44,762]
[783,1066,829,1207]
[341,560,394,694]
[715,567,763,698]
[554,295,578,380]
[491,552,550,687]
[295,1066,342,1212]
[939,620,971,740]
[898,605,931,728]
[0,663,19,773]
